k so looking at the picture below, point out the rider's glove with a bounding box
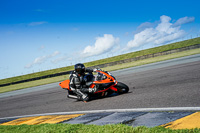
[93,68,98,72]
[93,68,102,72]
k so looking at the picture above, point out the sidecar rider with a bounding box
[69,63,97,102]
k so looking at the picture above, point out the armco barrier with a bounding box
[0,44,200,87]
[0,71,71,87]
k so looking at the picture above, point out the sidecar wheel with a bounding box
[116,82,129,94]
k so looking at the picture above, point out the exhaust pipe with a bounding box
[67,94,78,99]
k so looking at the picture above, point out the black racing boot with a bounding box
[82,95,89,103]
[75,89,89,102]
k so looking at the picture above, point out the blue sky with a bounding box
[0,0,200,79]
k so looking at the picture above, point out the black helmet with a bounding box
[74,63,85,74]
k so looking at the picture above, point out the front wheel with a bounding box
[115,82,129,94]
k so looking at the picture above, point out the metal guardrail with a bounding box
[0,71,71,87]
[0,44,200,87]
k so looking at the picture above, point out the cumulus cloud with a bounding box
[123,15,192,51]
[25,51,60,68]
[28,21,47,26]
[82,34,120,57]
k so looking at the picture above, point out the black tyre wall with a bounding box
[116,82,129,94]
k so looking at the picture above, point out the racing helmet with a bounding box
[74,63,85,74]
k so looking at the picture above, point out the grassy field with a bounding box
[0,48,200,93]
[0,124,200,133]
[0,37,200,86]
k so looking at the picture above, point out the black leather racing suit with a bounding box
[69,68,94,100]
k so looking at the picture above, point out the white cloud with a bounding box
[123,15,189,51]
[28,21,47,26]
[25,51,60,68]
[134,22,156,34]
[51,51,60,57]
[173,16,195,27]
[51,56,72,64]
[82,34,120,57]
[138,22,154,29]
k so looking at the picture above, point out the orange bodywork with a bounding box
[59,79,70,90]
[59,70,118,92]
[93,70,117,84]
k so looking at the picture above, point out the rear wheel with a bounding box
[115,82,129,94]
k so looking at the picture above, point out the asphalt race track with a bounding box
[0,54,200,118]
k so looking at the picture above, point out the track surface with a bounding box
[0,54,200,118]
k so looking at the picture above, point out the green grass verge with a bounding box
[0,124,200,133]
[0,48,200,93]
[103,48,200,72]
[0,74,69,93]
[0,37,200,86]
